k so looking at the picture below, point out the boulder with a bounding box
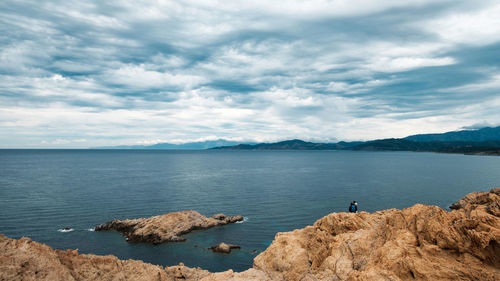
[209,243,241,254]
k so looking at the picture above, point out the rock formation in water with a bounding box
[1,188,499,280]
[209,242,241,254]
[94,211,243,244]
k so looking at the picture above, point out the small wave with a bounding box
[87,228,95,232]
[236,216,249,223]
[57,228,74,233]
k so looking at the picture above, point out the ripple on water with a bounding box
[235,217,249,223]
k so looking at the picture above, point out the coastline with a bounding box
[1,188,499,280]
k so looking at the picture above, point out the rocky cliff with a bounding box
[253,188,500,280]
[94,211,243,244]
[1,188,499,281]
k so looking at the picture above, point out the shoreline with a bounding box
[1,188,499,280]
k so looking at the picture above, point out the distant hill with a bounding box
[404,126,500,142]
[97,139,255,150]
[348,126,500,155]
[350,139,500,155]
[213,139,362,150]
[213,126,500,155]
[98,126,500,155]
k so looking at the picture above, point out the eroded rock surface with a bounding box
[253,188,500,281]
[95,211,243,244]
[0,234,269,281]
[1,188,499,281]
[0,234,174,281]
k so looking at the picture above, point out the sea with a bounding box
[1,149,499,272]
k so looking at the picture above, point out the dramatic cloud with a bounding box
[1,0,499,147]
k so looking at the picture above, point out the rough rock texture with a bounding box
[0,234,174,281]
[253,188,500,281]
[209,242,241,254]
[1,189,499,280]
[95,211,243,244]
[0,234,269,281]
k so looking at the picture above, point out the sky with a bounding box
[1,0,500,148]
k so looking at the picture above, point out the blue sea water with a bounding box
[1,149,499,272]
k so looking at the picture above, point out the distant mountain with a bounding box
[98,126,500,155]
[213,139,362,150]
[404,126,500,142]
[350,139,500,155]
[97,139,254,150]
[212,126,500,155]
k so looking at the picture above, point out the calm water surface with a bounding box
[1,149,499,272]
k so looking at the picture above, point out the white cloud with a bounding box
[190,0,448,18]
[104,65,206,90]
[135,139,169,145]
[367,56,456,72]
[43,138,87,145]
[328,79,390,94]
[1,0,499,147]
[423,2,500,46]
[0,41,50,75]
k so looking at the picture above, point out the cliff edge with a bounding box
[253,188,500,280]
[1,188,499,280]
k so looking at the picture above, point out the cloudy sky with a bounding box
[1,0,500,148]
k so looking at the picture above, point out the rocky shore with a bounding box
[1,188,499,280]
[94,211,243,244]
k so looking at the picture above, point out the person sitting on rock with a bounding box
[349,201,358,213]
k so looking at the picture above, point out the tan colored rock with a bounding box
[0,234,173,281]
[254,188,500,281]
[164,264,212,280]
[1,189,499,281]
[0,236,76,281]
[209,242,241,253]
[200,268,272,281]
[0,233,268,281]
[95,210,243,244]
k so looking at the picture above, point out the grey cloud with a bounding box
[462,122,498,130]
[1,0,500,147]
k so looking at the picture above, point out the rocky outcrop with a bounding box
[0,234,270,281]
[253,188,500,281]
[209,242,241,254]
[95,211,243,244]
[1,188,499,280]
[0,234,269,280]
[0,234,173,281]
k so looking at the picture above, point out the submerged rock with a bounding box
[1,188,499,280]
[209,242,241,254]
[94,210,243,244]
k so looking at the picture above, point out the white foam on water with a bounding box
[236,216,249,223]
[87,228,95,232]
[57,228,74,233]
